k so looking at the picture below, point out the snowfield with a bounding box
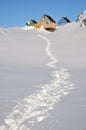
[0,22,86,130]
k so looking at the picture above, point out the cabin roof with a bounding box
[61,17,71,22]
[29,19,37,23]
[42,14,56,23]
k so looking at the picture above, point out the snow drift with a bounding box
[0,21,86,130]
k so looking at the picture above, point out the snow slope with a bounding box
[0,22,86,130]
[47,22,86,130]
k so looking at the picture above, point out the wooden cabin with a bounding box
[58,17,71,26]
[25,19,37,26]
[34,14,57,31]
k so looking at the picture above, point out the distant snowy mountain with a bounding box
[76,10,86,27]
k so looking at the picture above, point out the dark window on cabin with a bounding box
[46,20,50,24]
[46,21,49,24]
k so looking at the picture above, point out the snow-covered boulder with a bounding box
[76,10,86,27]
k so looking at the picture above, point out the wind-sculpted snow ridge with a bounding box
[0,33,74,130]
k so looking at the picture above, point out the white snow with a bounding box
[77,10,86,27]
[0,21,86,130]
[22,26,35,30]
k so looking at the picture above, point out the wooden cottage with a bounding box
[34,14,57,31]
[25,19,37,26]
[58,17,71,26]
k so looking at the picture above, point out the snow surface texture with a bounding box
[0,21,86,130]
[0,27,73,130]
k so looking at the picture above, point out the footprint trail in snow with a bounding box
[0,34,74,130]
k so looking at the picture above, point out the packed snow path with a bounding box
[0,33,73,130]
